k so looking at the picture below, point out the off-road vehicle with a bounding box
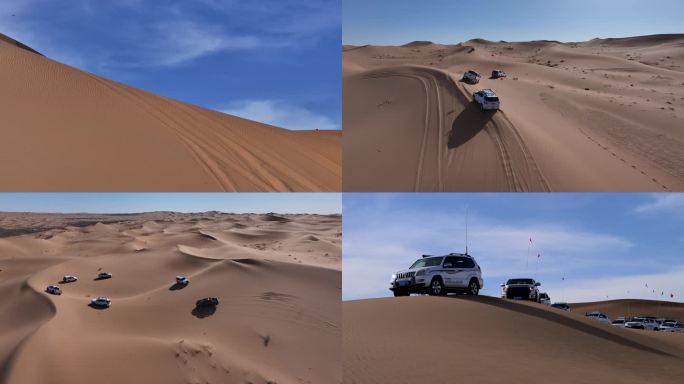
[500,278,541,301]
[196,297,219,307]
[473,89,500,111]
[90,296,111,308]
[96,272,112,279]
[389,253,483,297]
[538,292,551,305]
[46,285,62,295]
[462,70,481,84]
[62,275,78,283]
[491,69,507,79]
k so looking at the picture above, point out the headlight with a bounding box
[390,274,396,280]
[416,269,426,276]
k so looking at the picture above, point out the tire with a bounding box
[429,277,445,296]
[467,279,479,295]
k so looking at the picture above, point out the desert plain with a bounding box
[343,34,684,191]
[0,211,341,384]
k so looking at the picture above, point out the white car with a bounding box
[660,324,684,333]
[473,89,500,111]
[657,321,681,332]
[538,292,551,305]
[611,318,626,327]
[90,296,111,308]
[176,276,189,285]
[62,275,78,283]
[585,311,612,324]
[625,317,659,330]
[550,302,571,311]
[491,69,507,79]
[501,278,541,301]
[390,253,483,296]
[97,272,112,279]
[462,70,481,84]
[46,285,62,295]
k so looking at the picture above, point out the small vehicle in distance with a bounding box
[46,285,62,295]
[62,275,78,283]
[625,317,659,330]
[97,272,112,279]
[585,311,611,324]
[491,69,507,79]
[196,297,219,307]
[550,302,570,311]
[657,320,680,332]
[462,70,481,84]
[389,253,484,297]
[539,292,551,305]
[176,276,190,285]
[501,278,540,301]
[611,318,626,327]
[473,89,500,111]
[90,296,111,308]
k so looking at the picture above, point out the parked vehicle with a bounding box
[491,69,507,78]
[90,296,111,308]
[550,302,570,311]
[62,275,78,283]
[657,321,680,331]
[611,319,626,327]
[196,297,219,307]
[97,272,112,279]
[625,317,659,330]
[473,89,500,111]
[538,292,551,305]
[176,276,190,285]
[585,311,611,324]
[462,70,481,84]
[501,278,540,301]
[46,285,62,295]
[389,253,483,297]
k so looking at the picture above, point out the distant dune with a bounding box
[0,212,341,383]
[343,34,684,191]
[344,296,684,384]
[572,299,684,321]
[0,34,341,191]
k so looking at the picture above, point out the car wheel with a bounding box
[467,279,479,295]
[429,278,445,296]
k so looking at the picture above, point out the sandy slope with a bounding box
[343,34,684,191]
[0,212,341,384]
[0,34,341,192]
[344,296,684,384]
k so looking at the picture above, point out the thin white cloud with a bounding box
[635,194,684,213]
[221,100,338,130]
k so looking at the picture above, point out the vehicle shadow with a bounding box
[87,303,109,310]
[192,305,216,319]
[448,102,494,149]
[93,277,109,281]
[448,295,676,357]
[169,283,187,291]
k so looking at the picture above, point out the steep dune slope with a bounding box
[0,34,341,191]
[0,212,341,384]
[344,296,684,384]
[343,35,684,191]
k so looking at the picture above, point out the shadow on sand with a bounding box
[88,303,109,310]
[192,305,216,319]
[448,102,495,149]
[169,283,188,291]
[449,295,675,357]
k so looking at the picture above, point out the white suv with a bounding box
[625,317,659,330]
[389,253,483,297]
[473,89,500,111]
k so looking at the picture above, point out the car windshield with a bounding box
[507,278,534,285]
[410,257,444,269]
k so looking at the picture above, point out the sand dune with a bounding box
[572,299,684,321]
[0,34,341,192]
[343,34,684,191]
[0,212,341,384]
[344,296,684,384]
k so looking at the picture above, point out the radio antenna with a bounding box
[465,206,469,255]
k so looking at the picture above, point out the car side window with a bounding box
[443,256,457,268]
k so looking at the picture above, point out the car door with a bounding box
[441,256,459,287]
[442,256,471,288]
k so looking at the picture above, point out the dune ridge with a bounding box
[0,212,341,384]
[0,34,341,192]
[344,34,684,191]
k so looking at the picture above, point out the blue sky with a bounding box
[1,0,340,130]
[343,193,684,303]
[343,0,684,45]
[0,193,341,214]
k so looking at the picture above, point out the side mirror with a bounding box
[500,284,505,287]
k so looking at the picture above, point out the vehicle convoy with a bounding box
[538,292,551,305]
[97,272,112,279]
[491,69,507,79]
[500,278,541,301]
[625,317,659,330]
[90,296,111,308]
[46,285,62,295]
[462,70,481,84]
[389,253,483,297]
[196,297,219,307]
[473,89,500,111]
[62,275,78,283]
[176,276,190,285]
[585,311,612,324]
[550,302,570,311]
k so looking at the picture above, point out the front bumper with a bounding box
[389,277,428,292]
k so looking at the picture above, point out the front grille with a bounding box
[506,287,531,298]
[396,271,415,279]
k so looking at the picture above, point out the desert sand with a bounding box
[0,212,341,384]
[344,296,684,384]
[0,34,341,191]
[343,34,684,191]
[572,298,684,321]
